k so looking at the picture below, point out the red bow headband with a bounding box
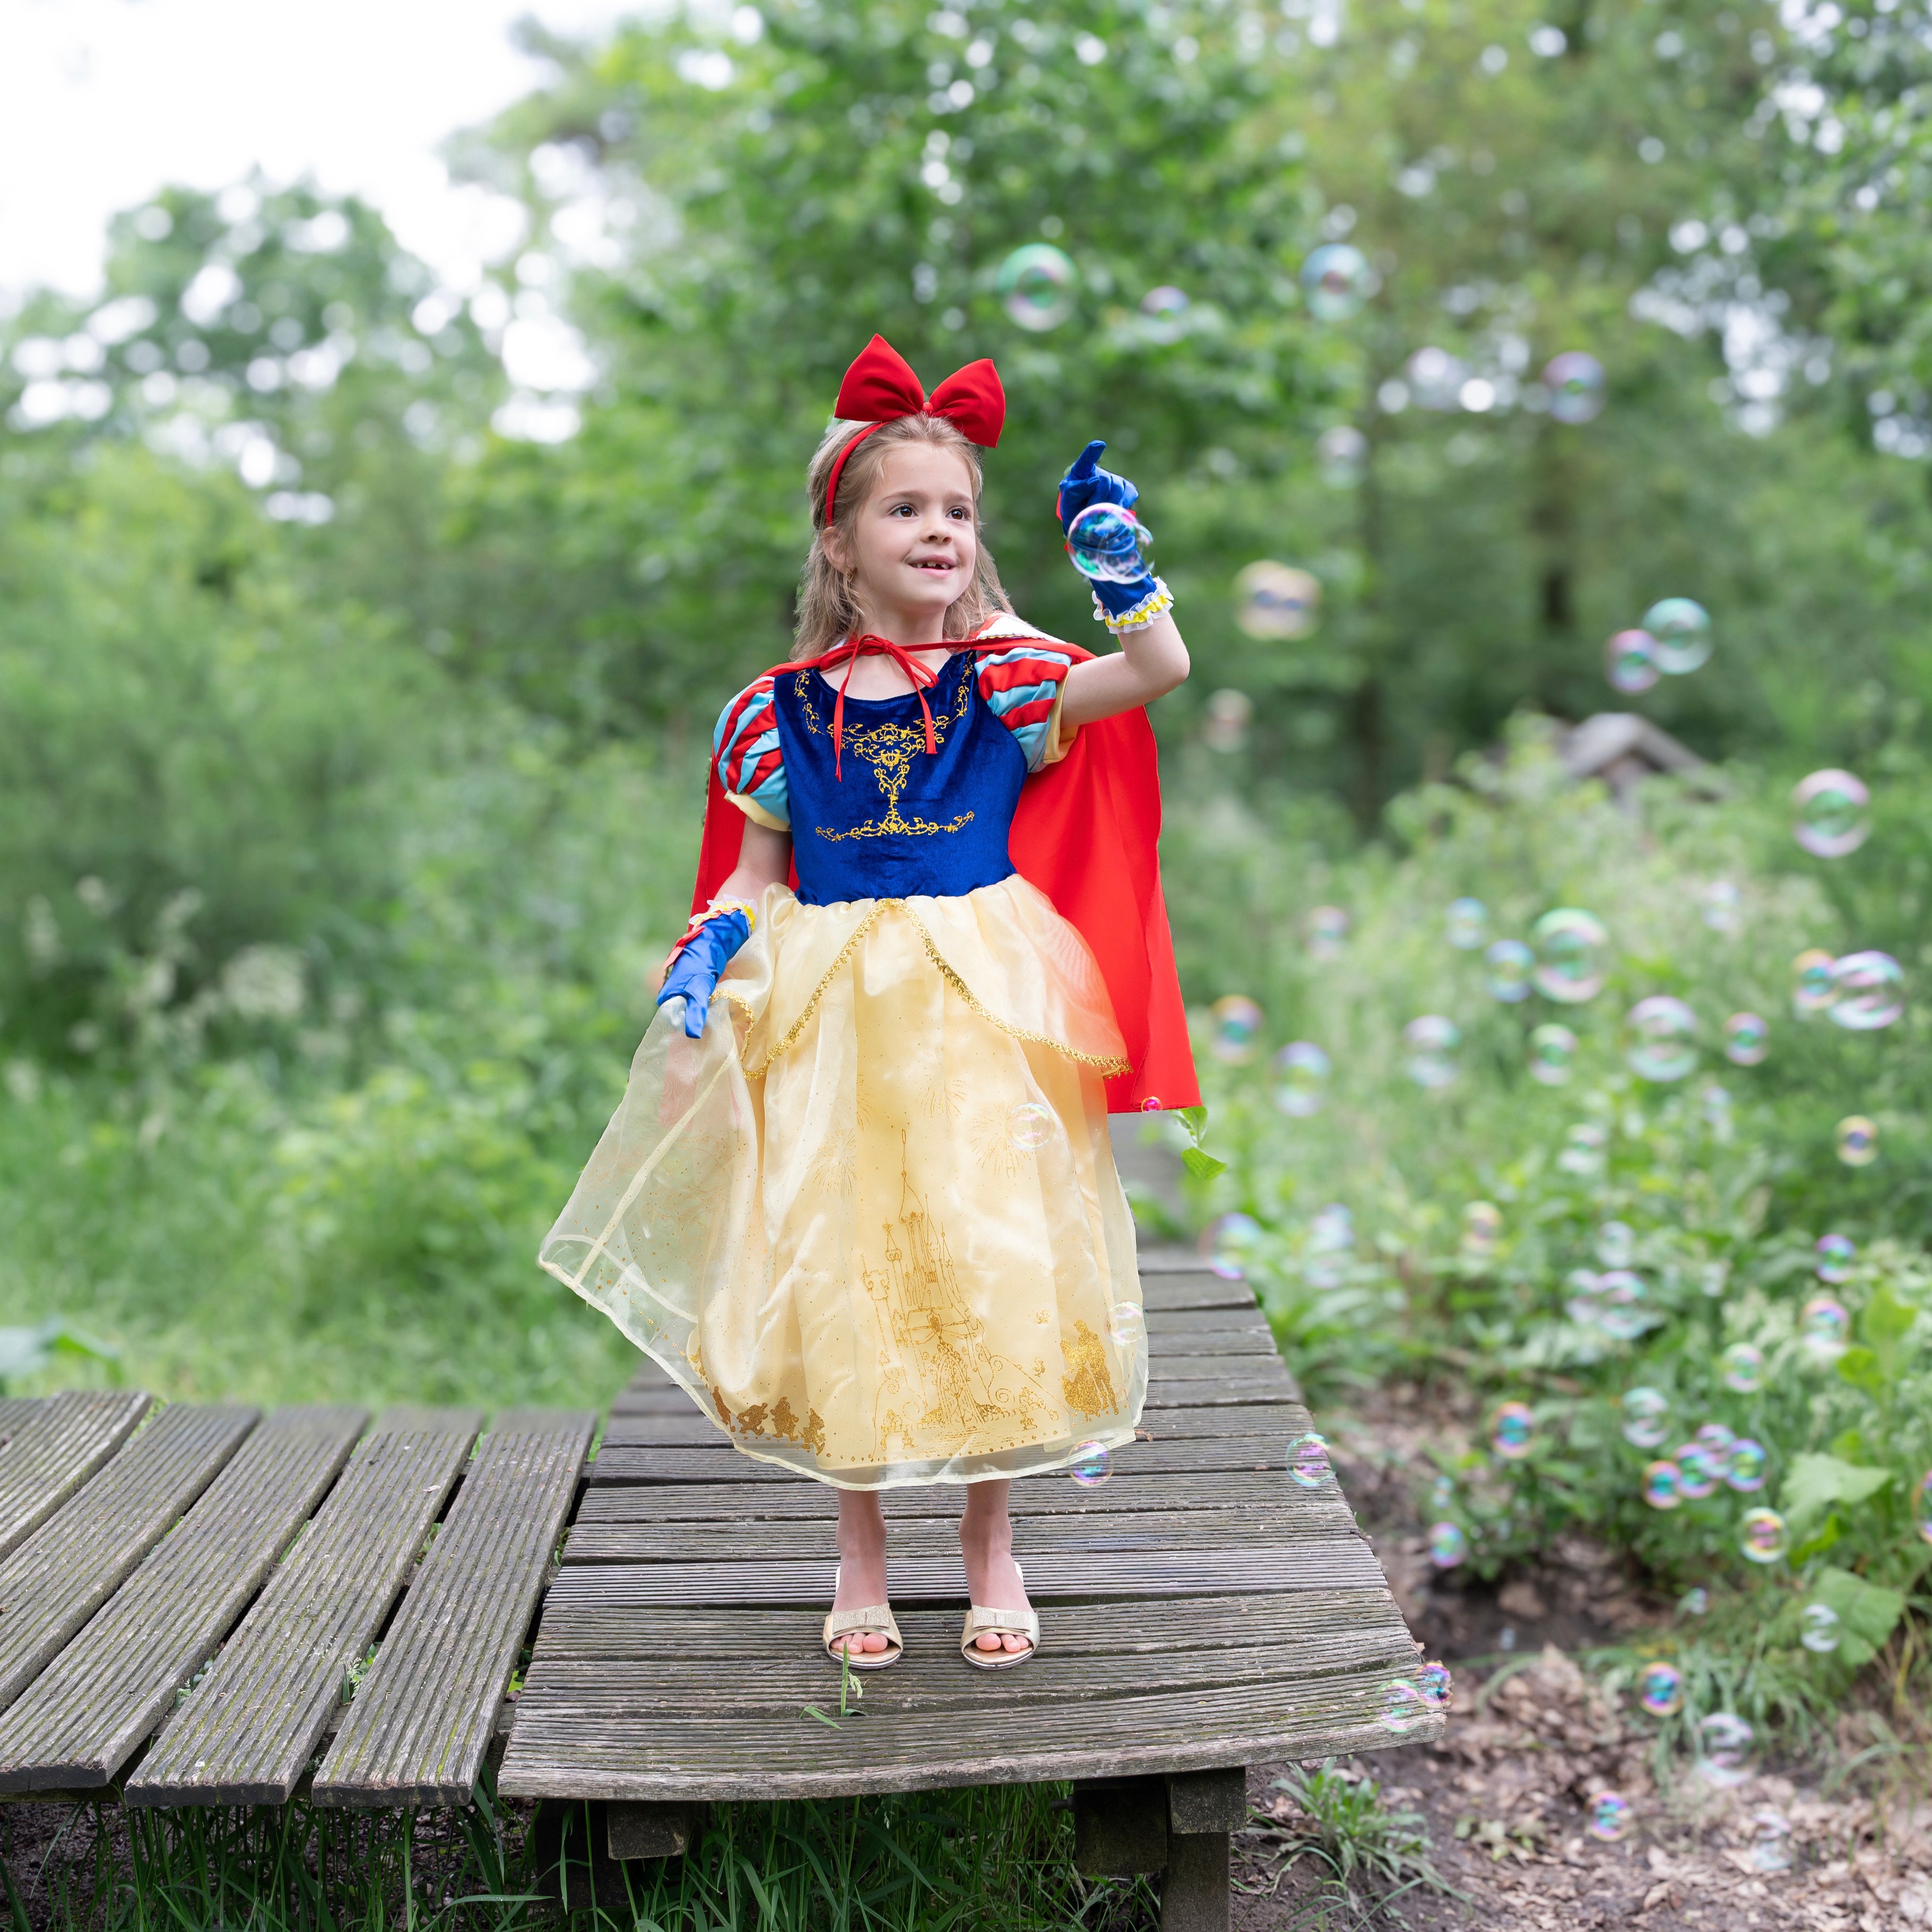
[821,334,1006,524]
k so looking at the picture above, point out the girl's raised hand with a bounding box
[1055,439,1139,531]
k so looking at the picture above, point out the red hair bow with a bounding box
[822,335,1005,522]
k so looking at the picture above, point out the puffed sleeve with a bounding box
[975,643,1079,773]
[714,674,789,829]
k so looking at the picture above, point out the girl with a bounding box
[541,335,1196,1670]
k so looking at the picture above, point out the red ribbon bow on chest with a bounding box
[822,335,1006,522]
[794,631,1008,780]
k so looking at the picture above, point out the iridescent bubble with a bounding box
[1315,423,1368,486]
[1642,1460,1683,1510]
[1800,1297,1849,1361]
[1567,1269,1605,1327]
[1625,995,1697,1082]
[1287,1432,1332,1488]
[1306,905,1349,958]
[1695,1421,1737,1461]
[1792,769,1872,859]
[1586,1789,1632,1842]
[1402,1015,1461,1089]
[1529,1024,1578,1086]
[1596,1220,1635,1268]
[1720,1343,1764,1394]
[1273,1042,1332,1117]
[1680,1587,1710,1616]
[1067,503,1154,583]
[1209,993,1264,1064]
[1299,242,1375,320]
[1723,1012,1769,1066]
[1138,283,1190,342]
[1108,1301,1145,1348]
[1800,1603,1841,1654]
[1701,880,1742,933]
[1544,350,1607,424]
[1748,1809,1794,1873]
[1558,1121,1607,1175]
[1406,345,1465,410]
[1641,596,1713,674]
[1836,1115,1878,1167]
[1380,1680,1428,1734]
[1070,1440,1112,1487]
[1531,908,1609,1003]
[1007,1102,1054,1150]
[1913,1468,1931,1546]
[1485,939,1534,1002]
[1638,1661,1684,1716]
[1697,1712,1756,1786]
[1427,1520,1468,1567]
[1489,1400,1535,1459]
[1597,1269,1647,1341]
[1605,628,1659,695]
[1203,687,1254,753]
[1829,951,1904,1031]
[1791,949,1838,1017]
[1739,1508,1787,1564]
[1675,1442,1720,1500]
[1234,560,1320,639]
[1418,1662,1453,1706]
[1815,1232,1855,1283]
[1726,1439,1768,1493]
[1462,1201,1504,1261]
[1445,897,1488,950]
[997,242,1078,331]
[1622,1386,1670,1448]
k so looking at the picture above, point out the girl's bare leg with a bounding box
[831,1489,893,1655]
[958,1478,1035,1654]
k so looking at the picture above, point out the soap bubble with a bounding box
[1427,1520,1468,1566]
[1814,1232,1855,1283]
[1418,1662,1452,1706]
[1066,503,1153,583]
[1625,995,1697,1082]
[1622,1386,1670,1448]
[1675,1442,1720,1500]
[1307,905,1349,957]
[1725,1439,1768,1493]
[1723,1012,1769,1065]
[1462,1201,1504,1261]
[1697,1712,1756,1786]
[1069,1441,1112,1486]
[997,243,1078,331]
[1531,908,1609,1003]
[1273,1042,1332,1117]
[1544,350,1607,424]
[1638,1661,1684,1716]
[1914,1469,1931,1545]
[1605,628,1660,695]
[1108,1301,1145,1348]
[1641,596,1713,674]
[1203,687,1254,752]
[1800,1603,1841,1654]
[1701,880,1742,933]
[1301,242,1374,319]
[1311,1202,1355,1248]
[1720,1344,1764,1394]
[1792,769,1872,858]
[1445,897,1488,949]
[1287,1432,1332,1488]
[1791,948,1838,1017]
[1597,1269,1648,1340]
[1402,1015,1461,1089]
[1489,1400,1535,1459]
[1315,423,1368,485]
[1485,939,1534,1002]
[1748,1810,1794,1873]
[1596,1219,1635,1268]
[1739,1508,1787,1564]
[1701,1083,1733,1135]
[1406,345,1464,410]
[1209,994,1264,1064]
[1835,1115,1878,1167]
[1800,1297,1849,1361]
[1829,950,1904,1030]
[1138,283,1190,342]
[1558,1121,1607,1175]
[1642,1460,1683,1510]
[1586,1789,1632,1841]
[1234,560,1320,638]
[1695,1421,1737,1460]
[1380,1680,1428,1734]
[1529,1024,1578,1086]
[1680,1587,1710,1616]
[1008,1102,1054,1150]
[1566,1269,1605,1325]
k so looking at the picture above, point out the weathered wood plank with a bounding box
[0,1406,366,1793]
[314,1409,594,1808]
[0,1393,152,1562]
[1148,1354,1294,1382]
[1138,1276,1258,1313]
[125,1406,480,1808]
[0,1404,257,1718]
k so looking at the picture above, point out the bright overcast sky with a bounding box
[0,0,633,305]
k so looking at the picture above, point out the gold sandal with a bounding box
[822,1565,903,1670]
[960,1560,1039,1671]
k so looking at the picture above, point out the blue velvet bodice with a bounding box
[770,655,1028,906]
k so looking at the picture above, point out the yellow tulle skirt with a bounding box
[539,874,1146,1488]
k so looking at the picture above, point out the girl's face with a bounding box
[836,443,979,635]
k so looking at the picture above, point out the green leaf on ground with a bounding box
[1780,1453,1892,1544]
[1809,1566,1906,1668]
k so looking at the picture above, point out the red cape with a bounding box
[690,634,1199,1114]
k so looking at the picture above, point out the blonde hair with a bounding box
[792,413,1010,659]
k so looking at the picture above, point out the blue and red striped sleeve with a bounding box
[976,645,1078,773]
[713,675,788,829]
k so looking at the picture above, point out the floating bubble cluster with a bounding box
[1070,1441,1112,1487]
[1625,995,1697,1082]
[1726,1439,1769,1493]
[1791,948,1837,1017]
[1445,897,1488,949]
[1307,905,1350,957]
[1484,939,1534,1002]
[1316,424,1368,486]
[997,243,1078,331]
[1697,1712,1757,1786]
[1489,1400,1535,1459]
[1544,351,1607,424]
[1426,1520,1468,1566]
[1622,1386,1670,1448]
[1836,1115,1878,1166]
[1792,769,1872,858]
[1642,597,1714,674]
[1008,1102,1054,1150]
[1234,560,1321,639]
[1286,1431,1332,1489]
[1815,1232,1855,1283]
[1301,242,1374,320]
[1586,1789,1632,1842]
[1108,1301,1145,1348]
[1801,1296,1850,1360]
[1605,628,1659,695]
[1720,1342,1765,1393]
[1067,503,1153,583]
[1273,1042,1331,1117]
[1529,1023,1578,1085]
[1403,1015,1461,1088]
[1462,1201,1504,1261]
[1829,950,1904,1030]
[1209,994,1263,1064]
[1531,908,1609,1003]
[1638,1661,1684,1716]
[1800,1602,1842,1654]
[1723,1011,1770,1065]
[1642,1459,1682,1510]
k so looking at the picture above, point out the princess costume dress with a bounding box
[539,613,1196,1488]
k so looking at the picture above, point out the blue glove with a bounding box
[656,906,751,1039]
[1056,440,1163,621]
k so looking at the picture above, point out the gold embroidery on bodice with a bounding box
[794,671,976,843]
